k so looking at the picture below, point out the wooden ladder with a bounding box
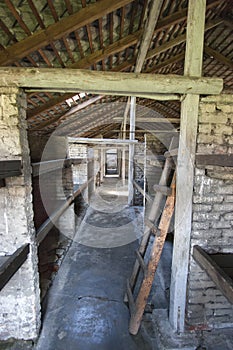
[125,148,176,335]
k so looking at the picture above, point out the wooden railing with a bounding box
[36,177,94,245]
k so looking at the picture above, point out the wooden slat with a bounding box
[196,154,233,167]
[0,244,30,291]
[193,246,233,304]
[135,250,147,275]
[0,0,134,66]
[0,68,223,96]
[0,160,22,179]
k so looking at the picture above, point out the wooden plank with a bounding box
[169,0,206,333]
[0,0,134,66]
[0,244,29,291]
[0,68,223,96]
[193,246,233,304]
[0,160,22,179]
[196,154,233,167]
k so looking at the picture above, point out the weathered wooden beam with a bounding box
[68,137,137,144]
[196,154,233,167]
[204,45,233,69]
[134,0,164,73]
[0,0,134,66]
[169,0,206,333]
[193,245,233,304]
[113,117,180,123]
[0,244,30,291]
[0,68,222,95]
[0,160,22,179]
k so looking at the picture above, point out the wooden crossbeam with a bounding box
[0,0,134,66]
[0,68,223,95]
[0,244,29,291]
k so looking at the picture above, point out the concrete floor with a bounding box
[34,178,151,350]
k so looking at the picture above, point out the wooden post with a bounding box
[169,0,206,333]
[128,96,136,205]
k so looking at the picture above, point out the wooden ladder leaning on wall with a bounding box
[125,145,177,335]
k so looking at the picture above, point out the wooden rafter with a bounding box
[204,45,233,69]
[0,0,134,66]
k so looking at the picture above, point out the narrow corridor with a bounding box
[35,178,150,350]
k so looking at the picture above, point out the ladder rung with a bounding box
[153,184,172,196]
[135,250,147,274]
[144,218,157,235]
[126,279,135,314]
[164,148,178,158]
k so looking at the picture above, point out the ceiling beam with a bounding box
[26,17,221,120]
[204,45,233,69]
[0,0,134,66]
[0,0,223,69]
[0,67,222,95]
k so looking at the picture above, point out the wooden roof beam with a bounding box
[204,45,233,69]
[0,0,134,66]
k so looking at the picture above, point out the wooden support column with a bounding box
[127,0,164,204]
[128,96,136,204]
[169,0,207,332]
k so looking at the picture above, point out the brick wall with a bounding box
[186,95,233,329]
[0,88,41,340]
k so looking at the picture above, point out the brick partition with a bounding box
[0,88,41,340]
[186,95,233,329]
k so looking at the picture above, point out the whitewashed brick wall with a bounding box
[186,95,233,330]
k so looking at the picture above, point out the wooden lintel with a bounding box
[0,68,223,96]
[0,160,22,179]
[196,154,233,168]
[0,244,30,291]
[193,245,233,304]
